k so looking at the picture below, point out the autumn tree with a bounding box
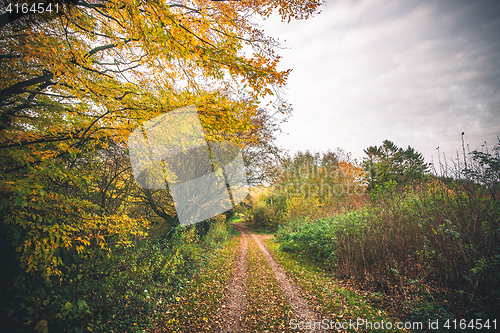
[240,106,289,185]
[253,149,366,224]
[1,0,321,265]
[0,0,324,329]
[278,149,366,202]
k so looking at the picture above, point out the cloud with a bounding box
[262,0,500,164]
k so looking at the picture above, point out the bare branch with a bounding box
[0,73,54,101]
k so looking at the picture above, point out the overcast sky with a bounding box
[261,0,500,170]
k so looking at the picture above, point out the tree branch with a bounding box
[0,73,54,102]
[143,189,179,227]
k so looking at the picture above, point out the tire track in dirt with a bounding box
[214,224,249,332]
[239,224,325,332]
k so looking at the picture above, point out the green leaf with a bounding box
[34,319,48,333]
[61,302,73,316]
[77,299,87,311]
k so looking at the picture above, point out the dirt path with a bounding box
[214,224,249,332]
[249,233,323,332]
[216,223,324,332]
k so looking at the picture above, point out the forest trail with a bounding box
[214,223,323,332]
[215,225,249,332]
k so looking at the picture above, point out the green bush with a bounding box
[247,198,282,232]
[203,215,231,247]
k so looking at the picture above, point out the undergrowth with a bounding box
[3,216,234,332]
[275,180,500,321]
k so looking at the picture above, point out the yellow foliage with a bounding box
[1,0,323,283]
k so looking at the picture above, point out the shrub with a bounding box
[2,224,217,332]
[275,180,500,317]
[203,215,231,247]
[247,199,281,231]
